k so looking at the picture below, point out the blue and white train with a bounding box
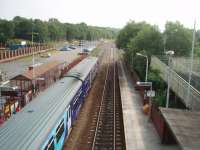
[0,57,98,150]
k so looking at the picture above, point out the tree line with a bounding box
[116,21,200,57]
[0,16,118,44]
[116,20,200,81]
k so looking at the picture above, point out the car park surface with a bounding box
[0,49,82,81]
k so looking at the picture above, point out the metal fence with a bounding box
[0,46,52,62]
[172,57,200,74]
[151,56,200,111]
[155,55,200,91]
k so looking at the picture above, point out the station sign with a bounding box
[21,41,26,45]
[147,90,155,97]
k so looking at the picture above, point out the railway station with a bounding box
[1,40,200,150]
[1,1,200,150]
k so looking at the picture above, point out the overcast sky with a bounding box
[1,0,200,30]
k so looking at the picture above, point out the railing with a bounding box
[151,56,200,111]
[155,55,200,91]
[0,46,52,62]
[172,57,200,74]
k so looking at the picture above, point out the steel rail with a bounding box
[91,48,112,150]
[113,48,116,150]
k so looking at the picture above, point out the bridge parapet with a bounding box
[151,56,200,111]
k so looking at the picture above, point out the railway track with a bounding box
[90,48,126,150]
[63,43,125,150]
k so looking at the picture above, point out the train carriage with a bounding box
[0,57,98,150]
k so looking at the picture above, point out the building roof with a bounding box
[11,60,60,81]
[0,57,98,150]
[160,107,200,150]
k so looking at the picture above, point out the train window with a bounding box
[73,92,81,105]
[73,101,80,111]
[56,120,64,142]
[73,90,81,105]
[48,140,54,150]
[44,145,48,150]
[43,136,54,150]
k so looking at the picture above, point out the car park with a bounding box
[60,46,71,51]
[68,45,76,49]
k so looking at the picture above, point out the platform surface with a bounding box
[160,107,200,150]
[118,61,179,150]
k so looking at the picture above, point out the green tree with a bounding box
[34,19,49,42]
[0,20,14,42]
[0,16,117,43]
[116,21,149,49]
[164,21,192,56]
[148,68,166,107]
[195,30,200,57]
[127,25,163,56]
[116,21,163,81]
[48,18,61,41]
[13,16,33,40]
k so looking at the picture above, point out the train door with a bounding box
[42,136,55,150]
[84,75,90,95]
[71,96,79,123]
[71,101,75,123]
[67,106,71,132]
[55,118,66,150]
[80,83,86,103]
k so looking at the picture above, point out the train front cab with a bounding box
[41,106,72,150]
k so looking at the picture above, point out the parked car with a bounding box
[83,48,89,52]
[68,45,76,49]
[40,53,51,58]
[60,46,71,51]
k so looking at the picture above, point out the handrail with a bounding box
[151,56,200,110]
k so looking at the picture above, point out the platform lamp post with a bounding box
[165,50,174,108]
[136,52,148,82]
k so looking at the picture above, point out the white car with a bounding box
[40,53,51,58]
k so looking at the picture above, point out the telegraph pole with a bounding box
[187,20,196,109]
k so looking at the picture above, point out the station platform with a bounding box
[117,61,179,150]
